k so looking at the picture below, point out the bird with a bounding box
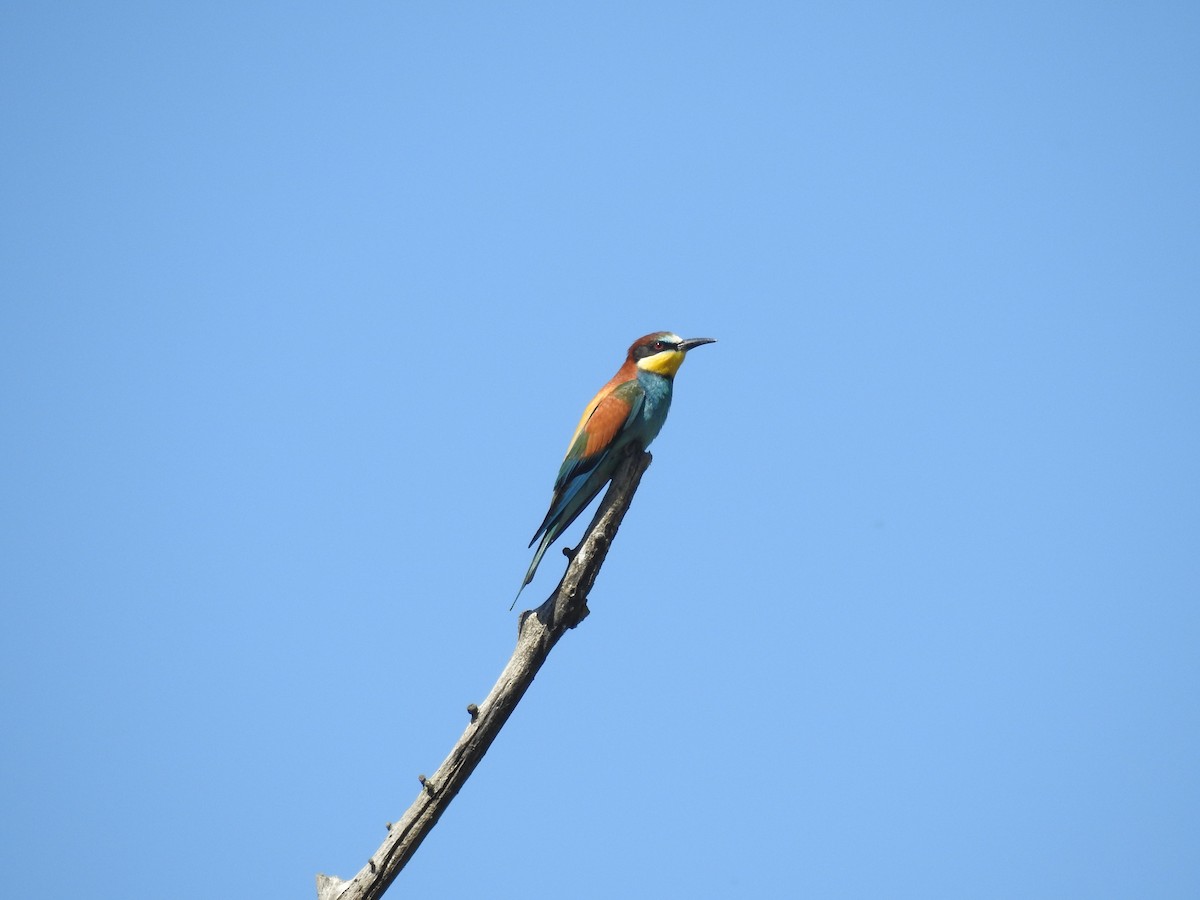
[513,331,716,608]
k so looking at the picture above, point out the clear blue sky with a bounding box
[3,4,1198,898]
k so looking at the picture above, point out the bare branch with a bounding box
[316,447,654,900]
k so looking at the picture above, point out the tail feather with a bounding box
[512,464,617,611]
[511,531,555,610]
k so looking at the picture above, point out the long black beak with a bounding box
[679,337,717,352]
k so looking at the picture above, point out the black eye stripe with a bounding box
[634,338,678,359]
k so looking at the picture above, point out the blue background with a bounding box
[3,3,1198,897]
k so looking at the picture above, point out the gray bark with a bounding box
[316,447,653,900]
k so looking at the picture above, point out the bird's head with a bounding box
[629,332,717,377]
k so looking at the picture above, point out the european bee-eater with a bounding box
[514,331,716,607]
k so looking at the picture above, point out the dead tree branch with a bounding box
[316,446,654,900]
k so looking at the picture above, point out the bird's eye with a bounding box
[653,340,665,351]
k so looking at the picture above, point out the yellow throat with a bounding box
[636,348,686,377]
